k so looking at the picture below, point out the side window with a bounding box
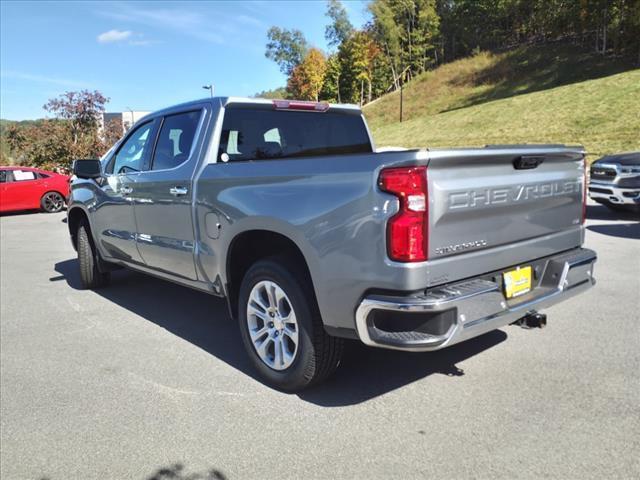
[12,170,37,181]
[110,121,154,175]
[0,170,12,183]
[35,172,50,179]
[151,111,201,171]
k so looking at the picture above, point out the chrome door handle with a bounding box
[169,186,188,196]
[121,186,133,195]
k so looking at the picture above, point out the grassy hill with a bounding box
[364,45,640,160]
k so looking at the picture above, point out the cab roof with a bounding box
[145,96,362,121]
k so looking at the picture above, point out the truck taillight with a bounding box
[379,166,428,262]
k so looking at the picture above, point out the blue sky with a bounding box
[0,0,370,120]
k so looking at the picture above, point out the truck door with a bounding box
[130,108,206,280]
[92,119,158,264]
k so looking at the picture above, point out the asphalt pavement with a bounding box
[1,201,639,479]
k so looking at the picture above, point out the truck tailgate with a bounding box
[426,147,585,261]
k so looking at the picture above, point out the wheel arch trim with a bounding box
[223,227,319,320]
[67,205,97,251]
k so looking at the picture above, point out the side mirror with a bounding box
[73,159,102,179]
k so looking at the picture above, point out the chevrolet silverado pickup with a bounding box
[67,97,597,391]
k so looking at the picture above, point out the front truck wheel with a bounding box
[238,257,343,391]
[77,222,110,289]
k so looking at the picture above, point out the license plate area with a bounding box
[503,266,532,299]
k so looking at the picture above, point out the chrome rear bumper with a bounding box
[355,248,597,352]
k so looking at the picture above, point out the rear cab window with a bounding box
[218,106,372,162]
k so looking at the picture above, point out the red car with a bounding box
[0,166,70,213]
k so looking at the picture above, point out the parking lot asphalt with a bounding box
[1,201,639,480]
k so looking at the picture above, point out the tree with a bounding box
[434,0,640,61]
[263,0,638,107]
[325,0,354,48]
[415,0,440,70]
[265,27,309,75]
[102,119,124,148]
[369,0,404,90]
[7,90,113,170]
[319,53,342,102]
[44,90,108,146]
[369,0,441,87]
[335,31,382,104]
[5,120,72,170]
[338,30,390,104]
[287,48,328,101]
[252,86,289,99]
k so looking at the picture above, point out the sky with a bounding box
[0,0,370,120]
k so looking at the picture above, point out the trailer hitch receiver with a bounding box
[515,311,547,329]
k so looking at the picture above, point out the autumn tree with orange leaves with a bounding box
[286,48,328,101]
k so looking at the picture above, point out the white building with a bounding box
[101,110,150,133]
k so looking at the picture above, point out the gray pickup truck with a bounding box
[68,97,597,391]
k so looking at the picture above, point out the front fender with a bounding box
[67,180,101,251]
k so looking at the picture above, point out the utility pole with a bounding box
[399,74,403,123]
[202,84,214,98]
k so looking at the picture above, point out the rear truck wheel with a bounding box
[238,257,343,391]
[77,222,110,289]
[40,191,65,213]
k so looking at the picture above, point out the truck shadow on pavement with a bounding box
[586,204,639,221]
[587,223,640,240]
[53,259,507,406]
[39,462,227,480]
[299,330,506,406]
[0,209,43,217]
[146,463,227,480]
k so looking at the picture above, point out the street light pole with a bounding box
[125,106,135,132]
[202,84,214,98]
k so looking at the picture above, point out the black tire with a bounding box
[77,222,110,289]
[238,256,343,391]
[40,191,65,213]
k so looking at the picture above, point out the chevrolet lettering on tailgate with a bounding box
[448,180,581,210]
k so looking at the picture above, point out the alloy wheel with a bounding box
[42,192,64,212]
[246,280,299,371]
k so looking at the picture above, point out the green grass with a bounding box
[364,45,640,160]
